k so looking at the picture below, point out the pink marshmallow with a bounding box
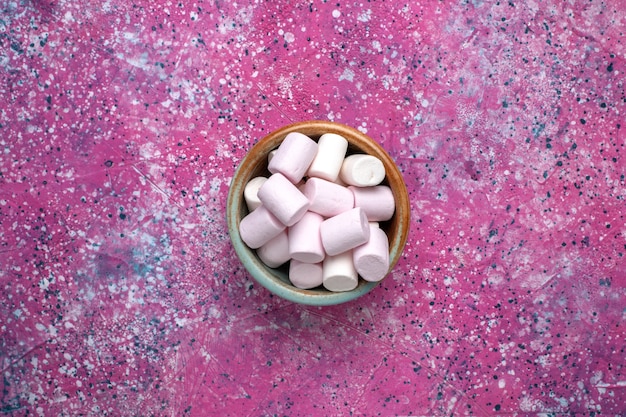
[257,173,310,226]
[288,211,325,263]
[303,177,354,218]
[320,207,370,256]
[353,224,390,282]
[349,185,395,222]
[268,132,318,183]
[289,260,323,289]
[239,205,286,249]
[256,230,290,268]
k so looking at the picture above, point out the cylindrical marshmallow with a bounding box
[303,177,354,218]
[339,154,386,187]
[353,224,390,282]
[334,174,347,187]
[307,133,348,182]
[244,176,268,212]
[320,207,370,256]
[349,185,395,221]
[289,260,324,289]
[323,251,358,292]
[289,211,325,263]
[257,230,290,268]
[257,173,310,226]
[239,205,286,249]
[267,149,277,165]
[268,132,318,183]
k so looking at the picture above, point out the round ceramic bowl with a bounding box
[227,120,410,306]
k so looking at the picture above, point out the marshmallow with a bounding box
[307,133,348,182]
[349,185,395,221]
[239,205,286,249]
[257,230,290,268]
[353,224,389,282]
[268,132,318,183]
[323,251,358,292]
[333,174,347,187]
[303,177,354,218]
[267,149,277,165]
[257,173,310,226]
[289,211,325,263]
[244,176,268,212]
[289,260,324,289]
[339,154,385,187]
[320,207,370,256]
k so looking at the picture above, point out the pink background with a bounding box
[2,0,625,415]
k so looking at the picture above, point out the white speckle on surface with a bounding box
[283,32,295,43]
[339,68,355,82]
[332,9,341,18]
[63,11,74,23]
[590,371,603,385]
[357,9,372,22]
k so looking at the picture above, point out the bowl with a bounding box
[226,120,410,306]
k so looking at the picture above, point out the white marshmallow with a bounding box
[244,176,268,212]
[320,207,370,256]
[268,132,318,183]
[307,133,348,182]
[339,154,386,187]
[289,211,325,263]
[239,205,286,249]
[349,185,395,221]
[267,149,277,165]
[333,174,347,187]
[323,251,358,292]
[353,224,389,282]
[289,260,324,289]
[303,177,354,218]
[257,173,310,226]
[256,230,290,268]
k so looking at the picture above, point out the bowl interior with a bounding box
[227,121,410,306]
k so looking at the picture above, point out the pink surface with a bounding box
[1,0,625,415]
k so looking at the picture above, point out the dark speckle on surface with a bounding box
[1,0,625,415]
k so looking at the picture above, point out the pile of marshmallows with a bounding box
[239,132,395,292]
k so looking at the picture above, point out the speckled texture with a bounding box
[1,0,624,415]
